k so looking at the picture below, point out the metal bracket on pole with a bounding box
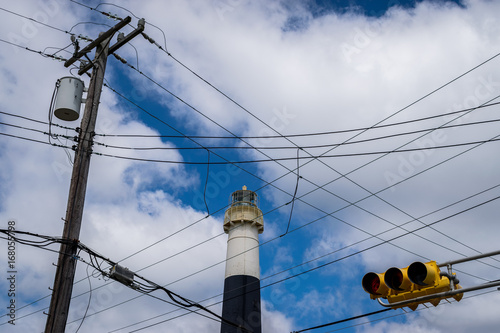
[441,265,459,291]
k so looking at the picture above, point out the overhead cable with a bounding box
[93,136,500,164]
[0,110,76,130]
[92,117,500,151]
[92,101,500,139]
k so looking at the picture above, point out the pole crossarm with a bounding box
[109,18,145,55]
[78,18,145,75]
[64,16,132,69]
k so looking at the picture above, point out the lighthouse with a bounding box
[221,186,264,333]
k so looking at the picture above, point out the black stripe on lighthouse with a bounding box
[221,275,261,333]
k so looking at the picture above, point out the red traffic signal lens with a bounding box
[362,272,382,295]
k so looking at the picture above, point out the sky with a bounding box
[1,0,500,332]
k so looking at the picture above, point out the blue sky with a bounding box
[1,0,500,332]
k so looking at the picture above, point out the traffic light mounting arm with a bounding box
[437,249,500,268]
[377,279,500,309]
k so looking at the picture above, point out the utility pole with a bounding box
[45,16,144,332]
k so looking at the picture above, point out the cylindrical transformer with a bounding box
[54,76,85,121]
[221,186,264,333]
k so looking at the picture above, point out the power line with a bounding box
[0,110,76,130]
[74,265,92,333]
[166,160,500,312]
[293,289,498,333]
[0,2,123,31]
[68,0,127,21]
[0,121,73,140]
[292,308,393,333]
[0,132,74,149]
[0,37,68,62]
[93,137,500,164]
[0,6,72,35]
[4,107,498,159]
[92,101,500,139]
[260,185,500,289]
[92,116,500,151]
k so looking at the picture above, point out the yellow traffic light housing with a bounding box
[362,261,463,310]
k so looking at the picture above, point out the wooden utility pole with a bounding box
[45,17,143,332]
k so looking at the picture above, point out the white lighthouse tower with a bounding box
[221,186,264,333]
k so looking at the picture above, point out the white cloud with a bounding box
[261,299,294,332]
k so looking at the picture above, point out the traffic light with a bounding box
[362,261,463,310]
